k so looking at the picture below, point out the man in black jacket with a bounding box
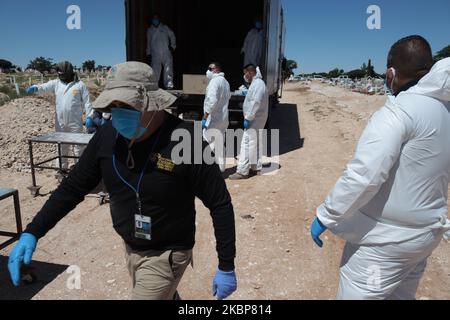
[8,62,237,300]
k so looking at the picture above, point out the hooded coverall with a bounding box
[317,58,450,300]
[36,79,92,169]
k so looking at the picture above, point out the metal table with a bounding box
[0,188,22,250]
[28,132,94,197]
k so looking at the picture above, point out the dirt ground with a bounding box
[1,82,449,300]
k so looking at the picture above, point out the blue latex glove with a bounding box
[86,117,97,134]
[8,233,37,286]
[212,269,237,300]
[202,119,208,130]
[311,218,327,248]
[26,85,38,94]
[243,120,251,130]
[93,117,103,127]
[85,117,94,129]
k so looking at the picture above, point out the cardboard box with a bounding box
[183,74,208,95]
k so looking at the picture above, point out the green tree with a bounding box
[328,68,344,78]
[347,69,366,80]
[366,59,375,77]
[282,59,298,80]
[27,57,54,73]
[359,59,376,77]
[434,45,450,62]
[82,60,96,72]
[0,59,13,71]
[361,63,367,72]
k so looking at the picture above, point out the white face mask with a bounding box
[243,75,251,83]
[206,70,214,80]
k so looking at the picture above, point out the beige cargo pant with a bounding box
[125,245,192,300]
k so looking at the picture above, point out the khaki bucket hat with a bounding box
[93,61,177,112]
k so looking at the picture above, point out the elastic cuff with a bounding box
[316,204,335,229]
[219,260,235,272]
[24,225,43,240]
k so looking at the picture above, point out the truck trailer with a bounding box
[124,0,285,123]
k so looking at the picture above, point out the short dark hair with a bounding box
[244,64,257,72]
[387,35,433,79]
[210,62,222,71]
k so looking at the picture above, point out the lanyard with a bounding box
[112,128,163,215]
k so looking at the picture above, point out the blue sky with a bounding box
[1,0,449,73]
[0,0,126,69]
[284,0,450,73]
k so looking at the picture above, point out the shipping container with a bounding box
[124,0,285,123]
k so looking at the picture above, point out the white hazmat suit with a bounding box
[36,79,92,169]
[241,28,264,67]
[146,23,176,89]
[237,67,269,176]
[203,72,231,173]
[317,58,450,300]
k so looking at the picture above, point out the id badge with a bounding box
[135,214,152,241]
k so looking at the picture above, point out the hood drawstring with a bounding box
[126,147,135,170]
[126,96,154,170]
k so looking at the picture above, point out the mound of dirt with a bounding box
[0,80,104,173]
[0,92,10,106]
[0,97,56,172]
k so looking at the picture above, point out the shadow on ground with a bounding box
[0,255,68,300]
[268,103,305,156]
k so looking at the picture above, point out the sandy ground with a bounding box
[0,82,449,300]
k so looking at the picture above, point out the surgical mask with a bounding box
[206,70,214,80]
[152,19,160,27]
[111,108,147,141]
[255,21,263,30]
[244,75,251,83]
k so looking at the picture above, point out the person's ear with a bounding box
[387,67,397,92]
[387,68,395,81]
[386,68,393,84]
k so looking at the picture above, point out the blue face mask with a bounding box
[255,21,263,30]
[152,19,160,27]
[111,108,147,141]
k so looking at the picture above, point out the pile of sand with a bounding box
[0,93,10,106]
[0,96,56,172]
[0,81,103,172]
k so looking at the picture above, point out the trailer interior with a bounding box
[126,0,266,92]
